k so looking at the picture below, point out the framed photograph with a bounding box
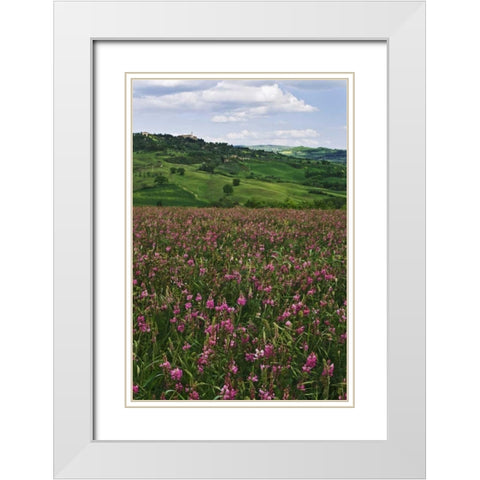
[125,72,354,406]
[54,0,425,477]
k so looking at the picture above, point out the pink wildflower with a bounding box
[302,352,317,373]
[206,298,215,309]
[245,352,255,362]
[237,296,247,306]
[160,360,171,370]
[322,360,335,377]
[170,368,183,380]
[258,388,275,400]
[220,384,237,400]
[264,344,274,358]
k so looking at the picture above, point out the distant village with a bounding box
[140,132,198,140]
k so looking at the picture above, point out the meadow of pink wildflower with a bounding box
[132,207,347,400]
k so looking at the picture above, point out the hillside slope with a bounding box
[244,145,347,163]
[132,133,347,208]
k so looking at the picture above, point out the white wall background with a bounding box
[0,0,478,478]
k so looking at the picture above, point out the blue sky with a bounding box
[133,79,347,149]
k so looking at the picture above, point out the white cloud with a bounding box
[264,138,322,147]
[226,130,259,140]
[134,81,317,121]
[226,129,320,140]
[273,129,319,138]
[218,128,323,147]
[203,82,315,111]
[211,112,248,123]
[134,91,204,111]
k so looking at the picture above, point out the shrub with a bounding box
[154,174,168,185]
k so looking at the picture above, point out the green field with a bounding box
[132,183,209,207]
[246,144,347,163]
[132,134,347,208]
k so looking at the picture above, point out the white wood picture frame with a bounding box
[54,0,425,477]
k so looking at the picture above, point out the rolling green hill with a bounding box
[133,133,347,208]
[245,145,347,163]
[238,144,294,153]
[279,146,346,163]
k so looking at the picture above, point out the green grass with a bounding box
[171,167,336,205]
[132,152,346,208]
[243,159,307,183]
[279,146,346,163]
[133,184,208,207]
